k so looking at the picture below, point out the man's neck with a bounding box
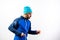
[22,15,27,19]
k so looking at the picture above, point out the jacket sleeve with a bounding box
[28,27,37,34]
[28,23,37,34]
[8,19,21,36]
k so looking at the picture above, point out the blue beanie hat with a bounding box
[24,6,32,14]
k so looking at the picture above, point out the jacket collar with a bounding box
[20,16,28,20]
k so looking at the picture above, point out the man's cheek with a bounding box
[29,15,31,17]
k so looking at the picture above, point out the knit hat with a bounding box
[24,6,32,14]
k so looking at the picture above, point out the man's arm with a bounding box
[8,19,21,36]
[28,26,40,35]
[28,21,40,35]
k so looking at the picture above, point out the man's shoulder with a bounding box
[13,17,21,22]
[14,18,19,21]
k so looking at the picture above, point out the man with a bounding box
[8,6,40,40]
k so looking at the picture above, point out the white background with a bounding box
[0,0,60,40]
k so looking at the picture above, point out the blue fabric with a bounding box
[24,6,32,14]
[8,16,37,40]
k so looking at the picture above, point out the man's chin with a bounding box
[27,17,30,19]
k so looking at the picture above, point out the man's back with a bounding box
[8,16,31,40]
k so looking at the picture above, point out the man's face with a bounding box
[26,13,32,19]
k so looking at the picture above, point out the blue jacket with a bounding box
[8,16,37,40]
